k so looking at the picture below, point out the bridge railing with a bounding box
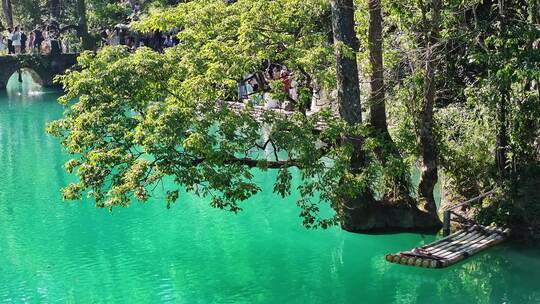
[224,101,329,130]
[441,189,496,236]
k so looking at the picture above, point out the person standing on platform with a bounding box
[27,31,35,53]
[41,30,51,54]
[34,28,44,54]
[20,28,27,53]
[7,28,14,54]
[12,26,21,54]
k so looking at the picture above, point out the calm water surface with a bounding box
[0,75,539,303]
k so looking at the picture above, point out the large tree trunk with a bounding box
[330,0,369,179]
[330,0,375,225]
[367,0,413,203]
[417,59,439,213]
[495,93,509,173]
[495,0,510,175]
[2,0,13,29]
[331,0,363,126]
[330,0,370,179]
[417,0,442,214]
[330,0,368,177]
[367,0,386,133]
[330,0,441,232]
[75,0,94,50]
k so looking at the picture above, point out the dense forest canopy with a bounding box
[25,0,540,238]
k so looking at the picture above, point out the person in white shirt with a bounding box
[12,26,21,54]
[7,28,14,54]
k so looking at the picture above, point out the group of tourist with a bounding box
[97,0,182,53]
[101,26,180,53]
[0,26,53,55]
[238,63,298,110]
[1,23,180,56]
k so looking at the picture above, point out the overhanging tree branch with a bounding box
[192,157,301,169]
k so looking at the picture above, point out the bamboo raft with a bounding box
[385,225,510,268]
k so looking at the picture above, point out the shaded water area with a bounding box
[0,74,539,303]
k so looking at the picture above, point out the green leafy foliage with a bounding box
[385,0,540,235]
[47,0,382,228]
[46,0,540,236]
[87,1,132,30]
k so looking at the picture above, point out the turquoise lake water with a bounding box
[0,75,539,303]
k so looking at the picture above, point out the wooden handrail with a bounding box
[442,189,495,236]
[442,189,496,212]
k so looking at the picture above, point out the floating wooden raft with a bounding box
[385,225,510,268]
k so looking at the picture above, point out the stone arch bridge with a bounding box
[0,54,78,90]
